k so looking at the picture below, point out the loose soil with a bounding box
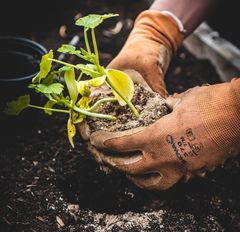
[1,1,240,232]
[87,84,168,133]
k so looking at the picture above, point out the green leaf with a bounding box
[71,110,86,124]
[57,44,81,56]
[106,69,134,106]
[42,72,56,85]
[64,68,78,104]
[4,95,30,116]
[58,44,76,53]
[32,72,40,84]
[67,117,76,148]
[72,114,85,124]
[44,100,56,115]
[32,71,56,85]
[72,97,91,123]
[44,93,58,102]
[32,50,53,83]
[75,64,99,78]
[58,66,72,73]
[80,48,95,62]
[29,83,64,95]
[75,13,118,29]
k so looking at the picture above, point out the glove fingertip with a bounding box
[89,131,109,149]
[77,121,91,140]
[165,97,181,110]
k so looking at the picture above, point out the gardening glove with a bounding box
[88,78,240,190]
[108,10,184,97]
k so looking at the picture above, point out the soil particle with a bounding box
[87,84,168,133]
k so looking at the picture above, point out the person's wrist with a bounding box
[150,0,218,37]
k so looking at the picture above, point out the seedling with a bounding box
[4,13,139,147]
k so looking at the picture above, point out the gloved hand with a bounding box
[108,10,184,97]
[88,78,240,190]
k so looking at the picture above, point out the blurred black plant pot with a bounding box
[0,37,47,134]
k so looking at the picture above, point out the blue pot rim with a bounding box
[0,36,47,82]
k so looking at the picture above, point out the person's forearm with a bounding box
[150,0,218,36]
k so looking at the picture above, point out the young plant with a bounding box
[4,13,139,147]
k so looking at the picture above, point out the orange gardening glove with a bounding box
[108,10,184,97]
[88,78,240,190]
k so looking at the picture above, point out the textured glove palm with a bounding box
[89,79,240,190]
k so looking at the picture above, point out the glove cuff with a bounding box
[198,78,240,158]
[134,10,184,54]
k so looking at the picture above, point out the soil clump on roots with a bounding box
[87,84,168,133]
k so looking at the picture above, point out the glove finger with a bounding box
[88,143,157,175]
[128,172,181,191]
[78,121,91,140]
[166,86,202,110]
[165,96,181,110]
[127,166,184,191]
[126,173,162,190]
[111,155,157,175]
[152,167,184,191]
[88,143,142,169]
[90,127,145,152]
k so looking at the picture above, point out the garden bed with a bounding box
[1,1,240,231]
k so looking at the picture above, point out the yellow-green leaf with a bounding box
[71,111,86,124]
[40,50,53,78]
[88,75,106,87]
[77,96,91,109]
[32,50,53,83]
[76,82,91,97]
[67,118,76,148]
[64,68,78,104]
[106,69,134,106]
[76,75,106,97]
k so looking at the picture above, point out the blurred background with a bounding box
[1,0,239,83]
[1,0,239,46]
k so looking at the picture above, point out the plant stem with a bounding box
[87,98,117,112]
[29,105,69,114]
[48,58,99,75]
[49,59,76,69]
[91,28,99,66]
[84,28,91,53]
[77,72,83,81]
[75,53,86,60]
[56,98,115,120]
[106,77,140,118]
[72,105,116,120]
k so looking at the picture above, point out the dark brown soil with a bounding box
[87,84,168,133]
[1,1,240,232]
